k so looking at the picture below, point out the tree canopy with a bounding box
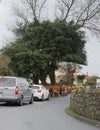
[3,20,86,84]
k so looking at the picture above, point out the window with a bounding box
[17,78,29,88]
[32,86,40,89]
[0,78,16,87]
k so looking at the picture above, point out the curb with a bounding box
[66,108,100,128]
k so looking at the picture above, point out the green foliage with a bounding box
[67,108,75,114]
[86,76,97,86]
[2,20,87,84]
[0,54,15,76]
[58,80,69,86]
[77,75,85,82]
[85,76,98,90]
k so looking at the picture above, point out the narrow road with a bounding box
[0,94,99,130]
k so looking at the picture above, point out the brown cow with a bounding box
[45,85,60,97]
[51,85,60,96]
[45,85,52,96]
[60,85,68,96]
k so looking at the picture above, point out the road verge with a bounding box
[66,107,100,128]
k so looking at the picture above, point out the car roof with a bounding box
[0,76,25,79]
[0,76,16,79]
[33,84,43,87]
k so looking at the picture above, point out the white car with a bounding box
[31,84,49,101]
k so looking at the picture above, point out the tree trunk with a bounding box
[49,69,56,85]
[40,76,47,85]
[32,75,39,84]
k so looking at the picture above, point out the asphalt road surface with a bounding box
[0,94,99,130]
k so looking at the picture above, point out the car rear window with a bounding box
[0,78,16,87]
[32,86,40,89]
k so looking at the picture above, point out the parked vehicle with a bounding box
[31,84,49,101]
[0,76,34,106]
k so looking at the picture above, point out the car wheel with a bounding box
[47,94,50,100]
[29,95,34,104]
[41,94,44,101]
[18,96,23,106]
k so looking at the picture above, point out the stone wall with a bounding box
[70,90,100,121]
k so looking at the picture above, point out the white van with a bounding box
[0,76,34,106]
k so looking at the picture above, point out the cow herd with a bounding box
[45,85,85,97]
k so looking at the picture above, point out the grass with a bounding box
[66,107,100,127]
[67,108,75,114]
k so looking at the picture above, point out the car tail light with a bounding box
[15,87,19,95]
[37,89,42,92]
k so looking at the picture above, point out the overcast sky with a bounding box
[0,0,100,76]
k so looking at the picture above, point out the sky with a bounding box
[0,0,100,77]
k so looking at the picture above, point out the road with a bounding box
[0,94,99,130]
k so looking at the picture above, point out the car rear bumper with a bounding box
[34,96,42,100]
[0,97,19,102]
[34,92,43,99]
[34,94,43,100]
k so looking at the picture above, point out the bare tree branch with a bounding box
[11,0,48,23]
[62,0,75,21]
[38,0,47,20]
[57,0,100,33]
[56,0,76,20]
[26,0,38,21]
[76,1,100,29]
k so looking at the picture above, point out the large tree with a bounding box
[3,20,86,84]
[4,0,97,84]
